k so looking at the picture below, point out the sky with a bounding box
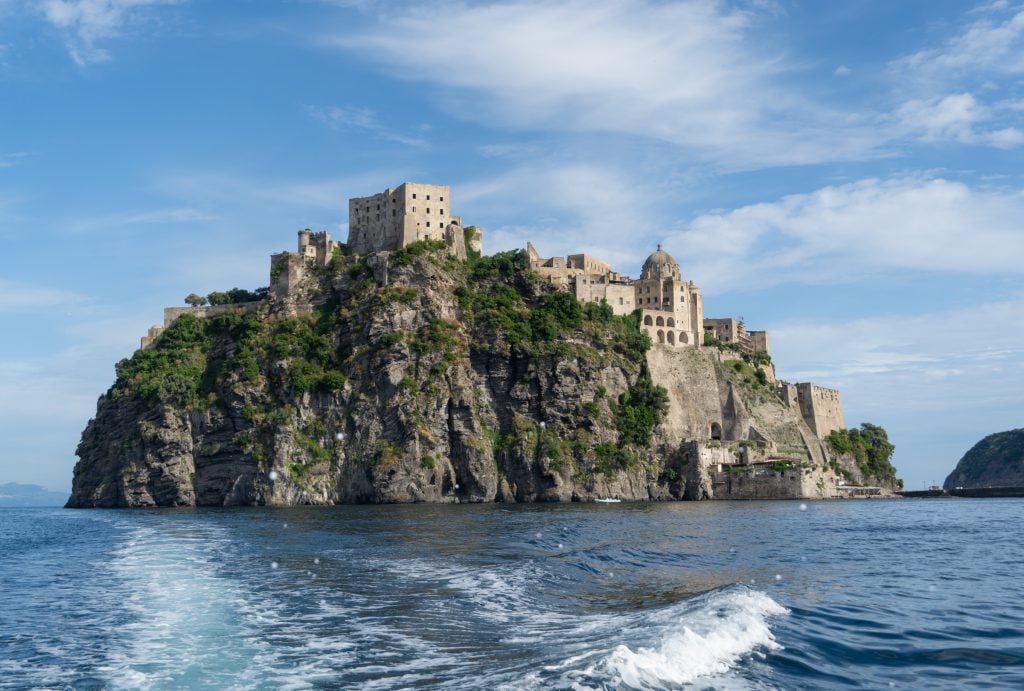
[1,0,1022,493]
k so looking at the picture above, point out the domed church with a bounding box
[635,245,703,348]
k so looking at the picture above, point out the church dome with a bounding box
[640,244,681,281]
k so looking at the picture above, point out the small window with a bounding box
[440,209,444,215]
[427,195,431,200]
[412,206,416,212]
[427,208,431,214]
[376,204,380,210]
[440,196,444,201]
[413,193,417,199]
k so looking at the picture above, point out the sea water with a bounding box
[2,499,1022,689]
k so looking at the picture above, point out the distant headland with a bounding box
[67,182,900,508]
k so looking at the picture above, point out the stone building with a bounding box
[635,245,703,348]
[703,318,770,354]
[270,230,341,302]
[347,182,464,255]
[526,243,638,315]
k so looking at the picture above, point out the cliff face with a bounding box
[68,244,893,507]
[944,429,1024,489]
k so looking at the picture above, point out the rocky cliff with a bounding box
[944,428,1024,489]
[68,243,897,507]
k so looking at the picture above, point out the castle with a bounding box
[140,180,845,442]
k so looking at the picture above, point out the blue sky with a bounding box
[1,0,1022,493]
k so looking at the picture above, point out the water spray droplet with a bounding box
[729,547,737,554]
[750,578,756,584]
[454,484,460,490]
[775,574,782,581]
[558,543,563,549]
[283,523,288,528]
[928,584,936,592]
[535,532,542,539]
[314,558,320,565]
[268,471,278,481]
[799,503,807,511]
[335,432,345,441]
[271,561,279,569]
[539,421,546,429]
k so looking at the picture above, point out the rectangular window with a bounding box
[427,195,431,200]
[427,208,431,214]
[426,222,431,227]
[440,196,444,201]
[440,209,444,215]
[412,207,416,212]
[413,193,417,199]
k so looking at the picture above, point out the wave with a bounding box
[591,586,788,688]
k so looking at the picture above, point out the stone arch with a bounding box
[657,330,665,344]
[667,317,675,327]
[643,315,653,326]
[679,331,689,344]
[667,331,676,345]
[710,422,722,440]
[656,316,665,326]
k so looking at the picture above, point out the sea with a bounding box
[2,499,1022,690]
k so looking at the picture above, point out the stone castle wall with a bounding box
[796,383,845,438]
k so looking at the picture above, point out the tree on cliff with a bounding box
[184,293,207,307]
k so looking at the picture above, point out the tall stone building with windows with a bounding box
[634,245,704,348]
[347,182,462,255]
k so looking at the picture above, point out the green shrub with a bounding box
[613,376,669,446]
[826,423,897,480]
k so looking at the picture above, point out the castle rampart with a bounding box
[776,382,845,439]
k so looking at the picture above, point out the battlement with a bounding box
[776,382,845,438]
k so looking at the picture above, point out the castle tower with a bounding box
[635,245,702,348]
[347,182,456,254]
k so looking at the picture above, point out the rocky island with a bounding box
[944,428,1024,491]
[67,182,900,507]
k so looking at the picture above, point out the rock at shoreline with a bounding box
[944,428,1024,490]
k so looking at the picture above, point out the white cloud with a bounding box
[668,176,1024,293]
[0,152,33,168]
[896,8,1024,79]
[458,163,662,270]
[155,169,402,211]
[333,0,883,168]
[0,278,90,312]
[68,206,214,233]
[885,6,1024,149]
[306,105,429,147]
[896,93,986,141]
[834,64,851,77]
[40,0,180,65]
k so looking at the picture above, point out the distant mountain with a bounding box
[0,483,69,507]
[944,429,1024,489]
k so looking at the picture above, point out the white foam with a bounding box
[595,587,787,688]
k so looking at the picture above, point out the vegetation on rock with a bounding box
[825,423,897,481]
